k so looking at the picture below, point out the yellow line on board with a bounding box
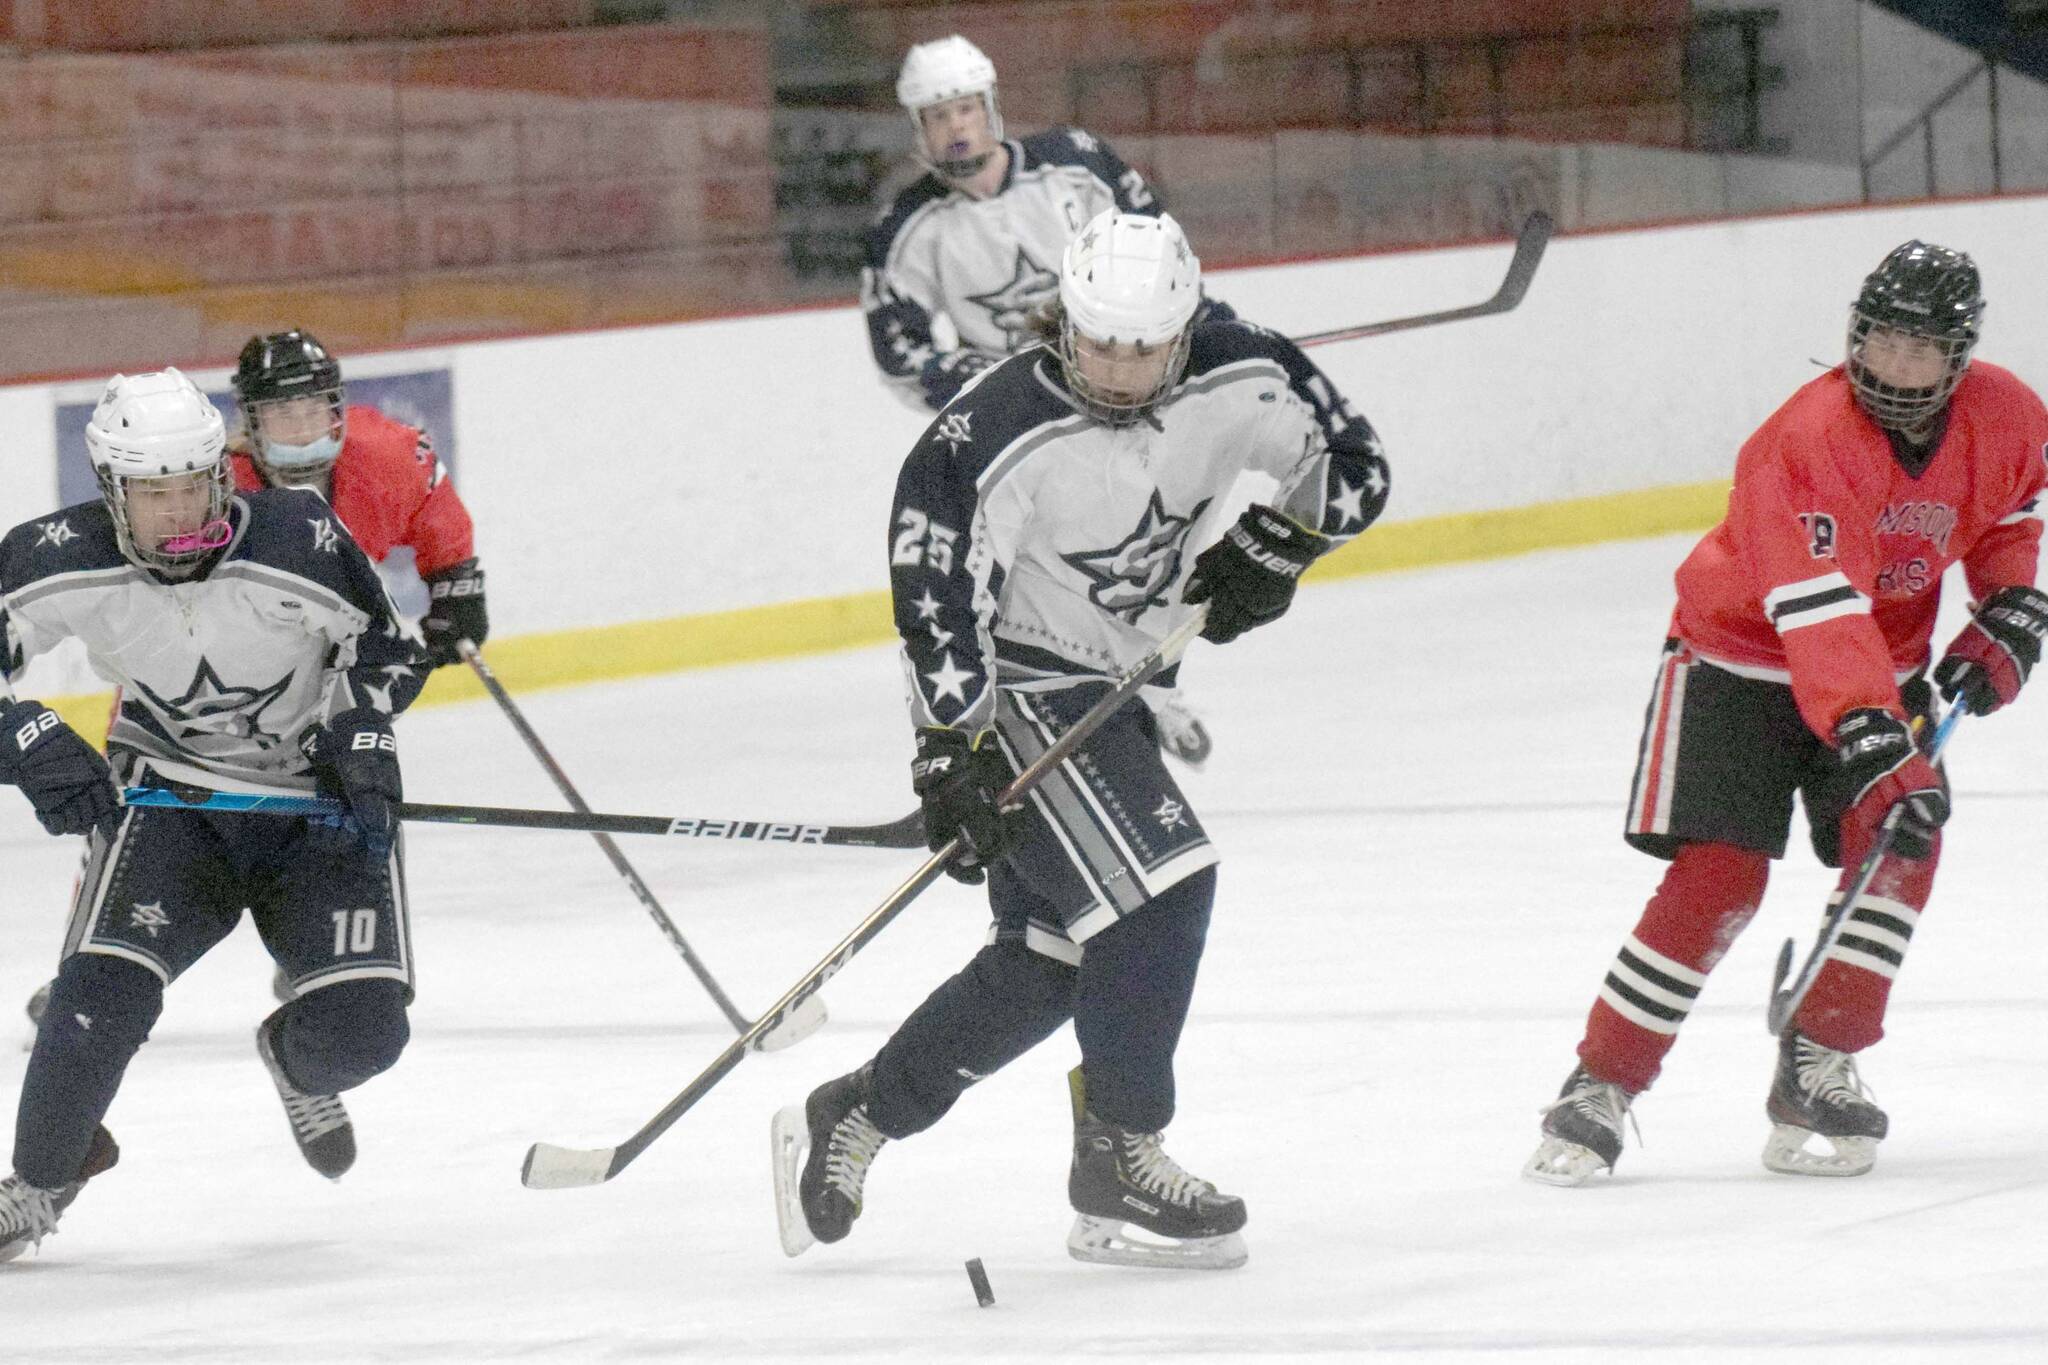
[43,480,1730,746]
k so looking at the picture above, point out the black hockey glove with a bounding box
[919,348,995,411]
[911,726,1018,885]
[299,707,403,858]
[1182,505,1332,645]
[0,700,121,837]
[420,557,488,668]
[1834,707,1949,860]
[1932,583,2048,716]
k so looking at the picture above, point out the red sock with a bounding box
[1579,842,1770,1093]
[1794,824,1938,1052]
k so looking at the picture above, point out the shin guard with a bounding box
[1580,843,1769,1093]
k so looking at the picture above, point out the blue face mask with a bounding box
[259,432,342,473]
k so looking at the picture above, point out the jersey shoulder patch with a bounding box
[0,501,126,594]
[867,175,952,270]
[231,488,369,597]
[917,351,1079,476]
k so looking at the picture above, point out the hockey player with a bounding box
[231,329,487,666]
[1525,241,2048,1187]
[865,33,1231,765]
[773,209,1390,1269]
[21,329,485,1030]
[0,370,428,1261]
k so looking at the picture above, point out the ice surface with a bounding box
[5,535,2045,1362]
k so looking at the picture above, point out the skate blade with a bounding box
[770,1105,816,1258]
[1066,1214,1246,1270]
[1762,1124,1877,1177]
[1522,1136,1612,1187]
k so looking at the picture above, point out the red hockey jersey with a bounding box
[231,405,475,577]
[1672,361,2048,738]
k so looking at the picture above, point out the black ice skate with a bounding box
[1763,1030,1886,1177]
[1065,1068,1247,1270]
[770,1065,889,1257]
[1524,1064,1636,1186]
[256,1012,355,1180]
[0,1125,119,1263]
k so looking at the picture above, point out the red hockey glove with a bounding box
[1932,583,2048,716]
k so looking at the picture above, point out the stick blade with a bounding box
[521,1141,620,1189]
[1765,938,1797,1036]
[752,992,828,1053]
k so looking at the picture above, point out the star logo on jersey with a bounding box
[967,247,1059,348]
[1067,127,1098,153]
[923,651,978,708]
[936,411,974,455]
[35,519,78,550]
[1154,796,1188,832]
[129,901,171,939]
[1061,490,1213,624]
[309,517,339,554]
[132,657,296,751]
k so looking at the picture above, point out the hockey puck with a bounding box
[965,1257,995,1307]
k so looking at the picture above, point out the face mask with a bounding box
[259,432,342,473]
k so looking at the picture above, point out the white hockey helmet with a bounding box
[896,35,1003,177]
[84,368,232,572]
[1057,210,1203,424]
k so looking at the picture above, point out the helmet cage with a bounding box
[1845,310,1975,431]
[97,464,233,573]
[84,368,232,573]
[1058,311,1195,427]
[1844,241,1983,432]
[234,330,347,481]
[245,387,346,483]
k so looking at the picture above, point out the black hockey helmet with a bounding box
[232,329,346,482]
[1846,240,1983,431]
[233,329,342,406]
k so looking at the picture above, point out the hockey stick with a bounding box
[119,788,925,850]
[1294,210,1553,349]
[456,640,823,1053]
[1766,698,1969,1036]
[518,608,1210,1189]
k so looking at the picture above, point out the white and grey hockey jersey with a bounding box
[1,489,429,795]
[863,127,1164,412]
[890,320,1391,733]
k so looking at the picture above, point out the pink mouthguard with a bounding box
[160,519,232,555]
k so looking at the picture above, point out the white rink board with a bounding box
[8,196,2048,654]
[3,537,2046,1361]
